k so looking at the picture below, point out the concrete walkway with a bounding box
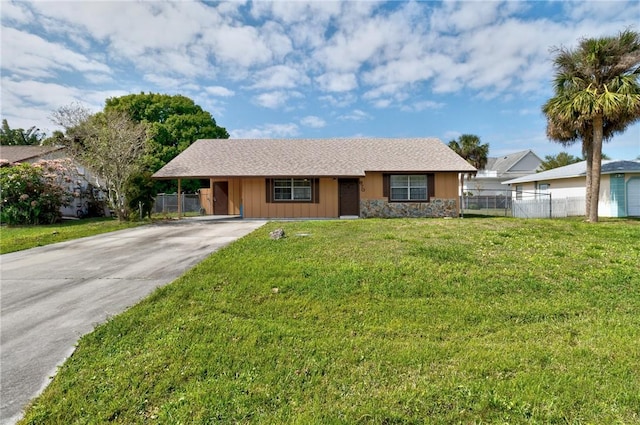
[0,217,266,424]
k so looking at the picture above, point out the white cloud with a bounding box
[564,0,639,21]
[1,27,111,78]
[401,100,445,112]
[250,65,309,90]
[0,2,35,25]
[230,123,300,139]
[250,1,341,26]
[430,1,507,33]
[338,109,371,121]
[319,93,357,108]
[300,115,326,128]
[253,91,303,109]
[203,23,274,69]
[0,77,125,133]
[205,86,235,97]
[260,21,293,61]
[314,3,413,73]
[142,74,200,92]
[316,72,358,92]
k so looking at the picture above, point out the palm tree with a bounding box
[542,29,640,222]
[448,134,489,169]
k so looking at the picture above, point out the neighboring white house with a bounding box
[502,159,640,218]
[0,145,107,217]
[464,150,542,195]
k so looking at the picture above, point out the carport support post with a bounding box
[177,178,182,219]
[210,178,214,215]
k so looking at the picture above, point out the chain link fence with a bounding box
[153,193,202,214]
[461,189,512,217]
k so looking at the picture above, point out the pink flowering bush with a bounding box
[0,159,75,225]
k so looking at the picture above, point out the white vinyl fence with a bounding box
[512,196,585,218]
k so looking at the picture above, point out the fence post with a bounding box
[504,189,509,217]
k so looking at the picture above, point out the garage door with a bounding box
[628,178,640,217]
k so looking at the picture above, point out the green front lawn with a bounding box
[20,218,640,424]
[0,218,143,254]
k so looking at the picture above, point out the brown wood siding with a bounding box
[361,173,386,200]
[199,178,242,215]
[435,172,460,211]
[243,178,339,218]
[362,172,459,201]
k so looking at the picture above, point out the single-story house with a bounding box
[0,145,107,217]
[502,159,640,218]
[152,138,476,219]
[465,150,542,195]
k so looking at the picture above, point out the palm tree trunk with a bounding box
[588,114,604,223]
[582,137,593,220]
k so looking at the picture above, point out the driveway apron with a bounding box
[0,217,266,425]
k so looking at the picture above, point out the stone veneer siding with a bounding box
[360,198,458,218]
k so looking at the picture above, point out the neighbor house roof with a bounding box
[153,138,476,179]
[503,160,640,185]
[0,145,66,163]
[483,150,541,175]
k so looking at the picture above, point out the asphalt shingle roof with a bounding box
[503,160,640,185]
[0,145,65,163]
[484,150,540,174]
[152,138,476,179]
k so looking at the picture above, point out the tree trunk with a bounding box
[582,137,593,220]
[588,115,604,223]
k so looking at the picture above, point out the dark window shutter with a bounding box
[383,174,389,198]
[265,179,273,203]
[427,174,435,200]
[314,178,320,203]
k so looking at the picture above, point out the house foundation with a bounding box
[360,198,458,218]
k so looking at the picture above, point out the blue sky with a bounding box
[1,0,639,160]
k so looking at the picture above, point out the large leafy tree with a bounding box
[104,93,229,193]
[448,134,489,169]
[542,29,640,222]
[0,119,46,145]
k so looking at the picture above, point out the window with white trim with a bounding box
[273,178,312,201]
[537,183,550,199]
[390,174,428,201]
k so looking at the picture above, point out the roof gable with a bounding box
[484,150,541,174]
[153,138,476,179]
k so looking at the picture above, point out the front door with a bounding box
[339,178,360,216]
[213,182,229,215]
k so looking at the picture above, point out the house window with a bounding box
[266,178,320,203]
[274,178,311,201]
[538,183,550,199]
[515,185,523,200]
[389,174,428,201]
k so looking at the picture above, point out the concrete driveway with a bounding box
[0,217,266,424]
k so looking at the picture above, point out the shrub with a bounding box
[0,160,74,225]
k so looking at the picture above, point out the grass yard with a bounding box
[19,218,640,424]
[0,218,143,254]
